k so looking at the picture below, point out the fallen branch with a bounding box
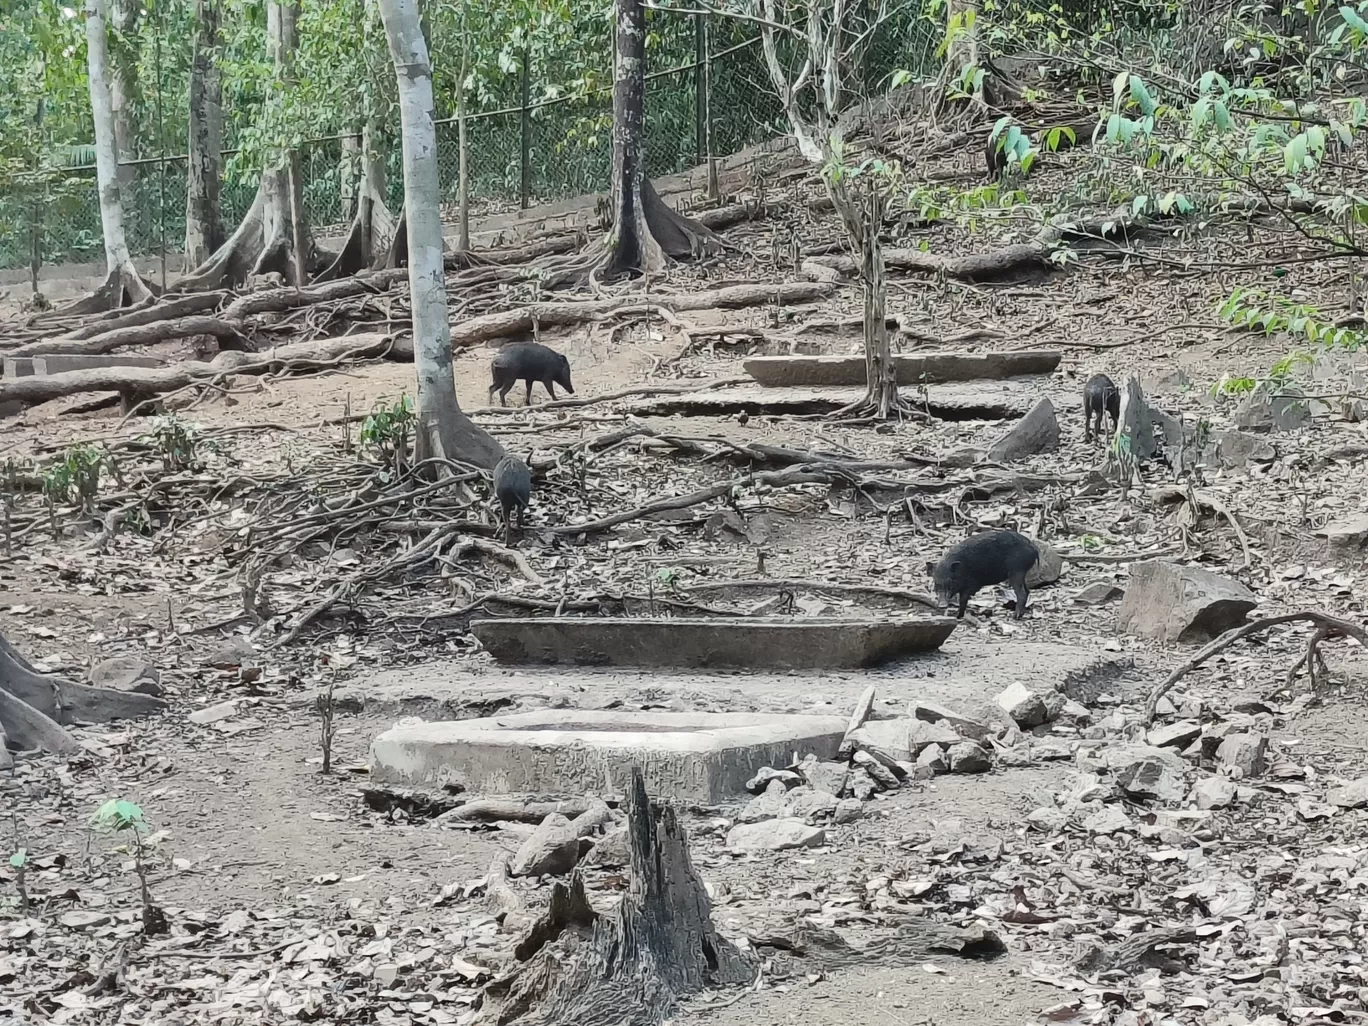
[1143,611,1368,724]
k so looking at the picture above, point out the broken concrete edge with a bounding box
[369,709,850,803]
[468,616,957,670]
[742,351,1063,388]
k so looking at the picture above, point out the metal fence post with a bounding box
[520,49,531,209]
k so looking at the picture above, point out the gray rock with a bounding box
[1073,581,1125,606]
[996,681,1058,728]
[1192,776,1237,810]
[188,700,240,725]
[511,813,585,877]
[1143,367,1192,394]
[1112,747,1188,802]
[1216,733,1268,778]
[726,818,826,852]
[947,742,992,774]
[798,755,849,797]
[1327,777,1368,809]
[845,767,878,800]
[1213,429,1276,469]
[1083,805,1134,836]
[853,750,900,790]
[833,798,864,824]
[89,655,162,696]
[786,786,841,820]
[746,767,802,794]
[1234,381,1310,432]
[915,744,948,775]
[1027,807,1069,833]
[738,780,792,823]
[844,685,877,737]
[582,827,630,868]
[1026,539,1063,588]
[1116,561,1257,644]
[1317,514,1368,551]
[910,701,992,742]
[987,397,1060,463]
[842,719,913,766]
[1147,720,1202,749]
[1059,700,1092,724]
[204,636,257,669]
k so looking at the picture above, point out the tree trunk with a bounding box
[601,0,719,280]
[315,121,397,280]
[859,184,897,417]
[0,633,166,756]
[945,0,982,101]
[185,0,224,268]
[340,130,360,223]
[109,0,138,190]
[456,13,471,254]
[176,0,312,292]
[76,0,152,312]
[377,0,504,471]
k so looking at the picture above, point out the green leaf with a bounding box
[1111,69,1129,109]
[1129,75,1158,117]
[8,849,25,869]
[891,69,912,89]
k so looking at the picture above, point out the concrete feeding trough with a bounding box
[370,709,849,802]
[469,616,956,670]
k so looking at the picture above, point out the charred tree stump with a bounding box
[0,633,166,755]
[484,767,754,1026]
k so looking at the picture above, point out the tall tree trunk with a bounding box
[606,0,655,276]
[858,184,897,417]
[340,130,360,224]
[109,0,138,189]
[77,0,152,311]
[176,0,312,291]
[185,0,224,268]
[377,0,503,470]
[945,0,982,101]
[456,8,470,254]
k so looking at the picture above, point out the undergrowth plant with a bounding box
[88,799,167,936]
[360,394,415,478]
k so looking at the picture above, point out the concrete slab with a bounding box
[370,708,849,801]
[32,355,165,375]
[628,381,1036,420]
[2,358,35,378]
[744,351,1062,388]
[469,616,957,669]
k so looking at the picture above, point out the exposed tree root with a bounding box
[315,181,398,282]
[1143,611,1368,724]
[62,264,158,316]
[0,632,167,754]
[11,316,247,359]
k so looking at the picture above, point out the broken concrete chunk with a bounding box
[582,826,630,868]
[947,742,992,774]
[845,767,878,800]
[910,701,992,742]
[853,750,901,790]
[90,655,162,696]
[1026,539,1063,588]
[845,685,877,738]
[1073,582,1125,606]
[1213,428,1276,469]
[797,755,850,796]
[996,681,1060,729]
[986,397,1060,463]
[841,720,912,766]
[1116,561,1257,644]
[726,818,827,852]
[1027,807,1069,833]
[738,781,792,823]
[1317,514,1368,551]
[1216,733,1268,778]
[1327,777,1368,809]
[1083,805,1134,836]
[786,786,840,820]
[1192,776,1238,810]
[1147,720,1202,750]
[188,700,240,725]
[833,798,864,824]
[746,767,802,794]
[1234,381,1309,432]
[915,744,948,775]
[1100,744,1189,802]
[510,813,585,877]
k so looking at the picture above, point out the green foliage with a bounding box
[40,443,103,509]
[360,394,415,474]
[146,414,207,473]
[89,799,150,836]
[1217,286,1365,348]
[8,848,26,870]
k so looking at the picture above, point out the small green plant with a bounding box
[147,414,206,473]
[359,395,415,476]
[8,847,28,914]
[89,799,167,935]
[40,443,102,510]
[989,116,1040,174]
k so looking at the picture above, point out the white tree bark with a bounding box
[109,0,138,188]
[83,0,150,308]
[377,0,503,470]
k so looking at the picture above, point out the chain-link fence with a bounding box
[0,10,940,274]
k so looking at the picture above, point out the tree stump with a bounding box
[0,633,167,755]
[483,766,754,1026]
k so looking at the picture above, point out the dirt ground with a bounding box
[3,136,1368,1025]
